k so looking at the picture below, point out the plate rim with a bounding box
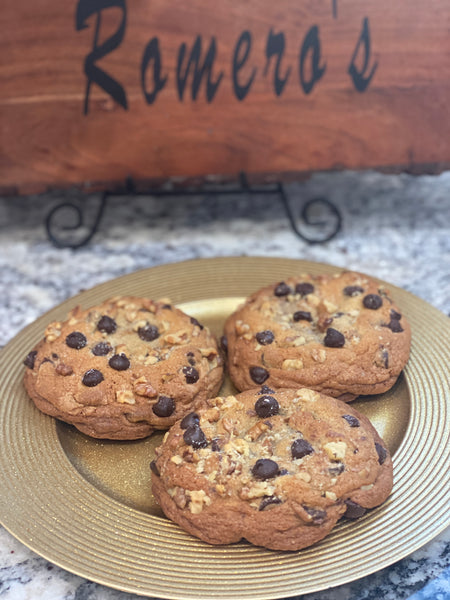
[0,256,449,599]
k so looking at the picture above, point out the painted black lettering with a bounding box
[348,17,378,92]
[141,37,167,104]
[76,0,127,114]
[299,25,326,94]
[176,36,223,101]
[232,31,257,101]
[264,29,291,96]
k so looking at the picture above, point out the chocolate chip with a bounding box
[97,316,117,334]
[180,412,199,429]
[293,310,312,322]
[249,366,269,384]
[256,330,275,345]
[211,438,222,452]
[258,384,275,395]
[329,462,345,475]
[255,395,279,418]
[92,342,112,356]
[342,414,360,427]
[52,353,59,359]
[363,294,383,310]
[303,506,327,525]
[187,352,196,366]
[24,350,37,369]
[274,282,291,296]
[259,496,282,511]
[183,424,208,449]
[387,319,404,333]
[343,285,364,297]
[108,353,130,371]
[152,395,175,417]
[150,460,160,476]
[324,328,345,348]
[138,324,159,342]
[252,458,279,480]
[344,500,366,519]
[182,366,199,384]
[390,309,402,321]
[291,438,314,459]
[190,316,204,330]
[220,335,228,353]
[382,349,389,368]
[65,332,87,350]
[375,442,387,464]
[295,282,315,296]
[82,369,104,387]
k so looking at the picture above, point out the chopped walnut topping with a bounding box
[296,471,312,483]
[163,330,189,345]
[298,388,318,402]
[187,489,211,514]
[306,294,320,307]
[325,491,337,501]
[224,438,249,456]
[143,354,159,366]
[245,421,269,442]
[311,348,327,363]
[116,390,136,404]
[45,322,62,342]
[173,487,188,509]
[282,358,304,370]
[171,455,183,465]
[56,363,73,376]
[133,376,158,397]
[235,320,251,336]
[239,481,275,500]
[360,484,374,491]
[323,300,338,313]
[202,407,220,423]
[323,441,347,461]
[200,347,218,359]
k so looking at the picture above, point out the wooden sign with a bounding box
[1,0,450,194]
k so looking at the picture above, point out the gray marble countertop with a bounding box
[0,170,449,600]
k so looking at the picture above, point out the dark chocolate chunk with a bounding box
[293,310,312,322]
[97,315,117,334]
[291,438,314,459]
[258,384,275,395]
[329,462,345,475]
[180,412,199,429]
[342,414,360,427]
[255,395,279,418]
[387,319,404,333]
[382,349,389,368]
[343,285,364,297]
[150,460,160,476]
[390,309,402,321]
[249,366,269,384]
[187,353,196,366]
[363,294,383,310]
[259,496,282,511]
[295,282,315,296]
[375,442,387,465]
[190,316,204,330]
[256,330,275,345]
[82,369,104,387]
[92,342,112,356]
[183,424,208,449]
[65,331,87,350]
[152,395,175,417]
[324,328,345,348]
[274,282,291,296]
[303,506,327,525]
[344,499,367,519]
[108,353,130,371]
[138,324,159,342]
[211,438,222,452]
[24,350,37,369]
[252,458,280,480]
[182,366,199,384]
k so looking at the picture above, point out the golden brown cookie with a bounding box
[151,387,393,551]
[23,296,224,439]
[223,271,411,401]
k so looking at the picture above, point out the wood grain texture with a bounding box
[1,0,450,194]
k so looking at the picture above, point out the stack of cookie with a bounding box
[23,271,411,551]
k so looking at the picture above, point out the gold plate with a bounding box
[0,257,449,599]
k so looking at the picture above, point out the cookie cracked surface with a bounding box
[223,271,411,401]
[23,296,224,439]
[151,387,393,551]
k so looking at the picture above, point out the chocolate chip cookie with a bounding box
[223,271,411,401]
[23,296,224,439]
[151,387,393,551]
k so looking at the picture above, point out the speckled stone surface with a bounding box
[0,169,449,600]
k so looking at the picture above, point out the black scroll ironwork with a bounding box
[45,176,342,248]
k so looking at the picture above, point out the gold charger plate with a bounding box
[0,257,449,599]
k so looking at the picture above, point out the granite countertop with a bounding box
[0,170,449,600]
